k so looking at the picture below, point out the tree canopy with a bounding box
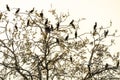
[0,5,120,80]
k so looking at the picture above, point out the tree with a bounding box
[0,5,120,80]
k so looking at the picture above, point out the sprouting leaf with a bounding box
[49,9,56,15]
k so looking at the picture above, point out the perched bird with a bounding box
[45,26,50,33]
[105,63,108,69]
[88,64,91,72]
[117,60,119,68]
[70,55,72,63]
[50,25,54,31]
[27,19,30,26]
[93,22,97,31]
[45,18,48,25]
[15,24,18,30]
[56,22,60,30]
[104,30,109,38]
[29,8,34,13]
[69,20,75,29]
[56,38,59,44]
[65,34,69,41]
[40,11,43,19]
[6,4,10,11]
[15,8,20,14]
[75,30,77,38]
[0,13,3,20]
[70,19,74,25]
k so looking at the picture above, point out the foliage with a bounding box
[0,5,120,80]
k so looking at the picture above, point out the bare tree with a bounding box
[0,5,120,80]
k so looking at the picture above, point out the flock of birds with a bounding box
[6,4,109,41]
[93,22,109,37]
[5,4,119,69]
[6,4,77,41]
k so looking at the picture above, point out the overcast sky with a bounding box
[0,0,120,25]
[0,0,120,29]
[0,0,120,52]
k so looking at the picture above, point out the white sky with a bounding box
[0,0,120,27]
[0,0,120,52]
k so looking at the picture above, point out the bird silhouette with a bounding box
[70,20,74,25]
[117,61,119,68]
[6,4,10,11]
[94,22,97,31]
[27,19,30,26]
[65,34,69,41]
[15,8,20,14]
[45,26,50,33]
[75,30,77,38]
[15,24,18,30]
[104,30,109,37]
[45,18,48,25]
[0,13,2,19]
[50,25,54,31]
[88,64,91,72]
[56,38,59,44]
[29,8,34,13]
[40,11,43,19]
[70,20,75,29]
[105,63,108,69]
[70,56,72,63]
[56,22,60,30]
